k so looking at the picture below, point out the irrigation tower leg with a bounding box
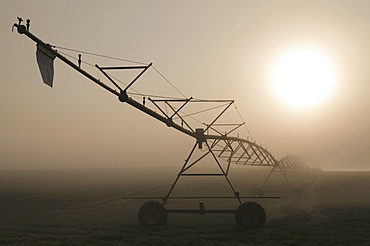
[162,140,242,205]
[204,141,242,204]
[162,142,198,205]
[260,166,292,191]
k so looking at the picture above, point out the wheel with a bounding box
[290,188,302,199]
[138,201,168,226]
[235,202,266,228]
[252,188,264,197]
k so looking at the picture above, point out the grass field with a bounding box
[0,166,369,245]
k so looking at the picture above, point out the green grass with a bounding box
[0,168,369,245]
[1,210,368,246]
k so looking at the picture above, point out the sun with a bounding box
[271,48,336,107]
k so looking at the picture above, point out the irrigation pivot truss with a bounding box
[13,18,309,228]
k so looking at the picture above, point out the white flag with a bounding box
[36,45,56,87]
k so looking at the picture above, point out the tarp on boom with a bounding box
[36,45,56,87]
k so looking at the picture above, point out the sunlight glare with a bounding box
[272,49,336,107]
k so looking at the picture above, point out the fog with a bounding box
[1,0,369,171]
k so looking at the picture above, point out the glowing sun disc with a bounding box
[272,49,335,106]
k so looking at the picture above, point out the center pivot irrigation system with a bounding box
[13,18,308,228]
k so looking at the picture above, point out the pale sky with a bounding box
[1,0,369,171]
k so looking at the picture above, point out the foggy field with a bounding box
[0,167,369,245]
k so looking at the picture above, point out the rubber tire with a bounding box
[290,188,302,199]
[235,202,266,229]
[252,188,264,197]
[138,201,168,226]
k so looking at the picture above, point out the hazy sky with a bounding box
[1,0,369,171]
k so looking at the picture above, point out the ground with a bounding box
[0,166,369,245]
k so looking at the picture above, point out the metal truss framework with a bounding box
[13,18,295,209]
[279,155,310,169]
[97,62,283,205]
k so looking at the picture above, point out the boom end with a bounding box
[12,17,30,34]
